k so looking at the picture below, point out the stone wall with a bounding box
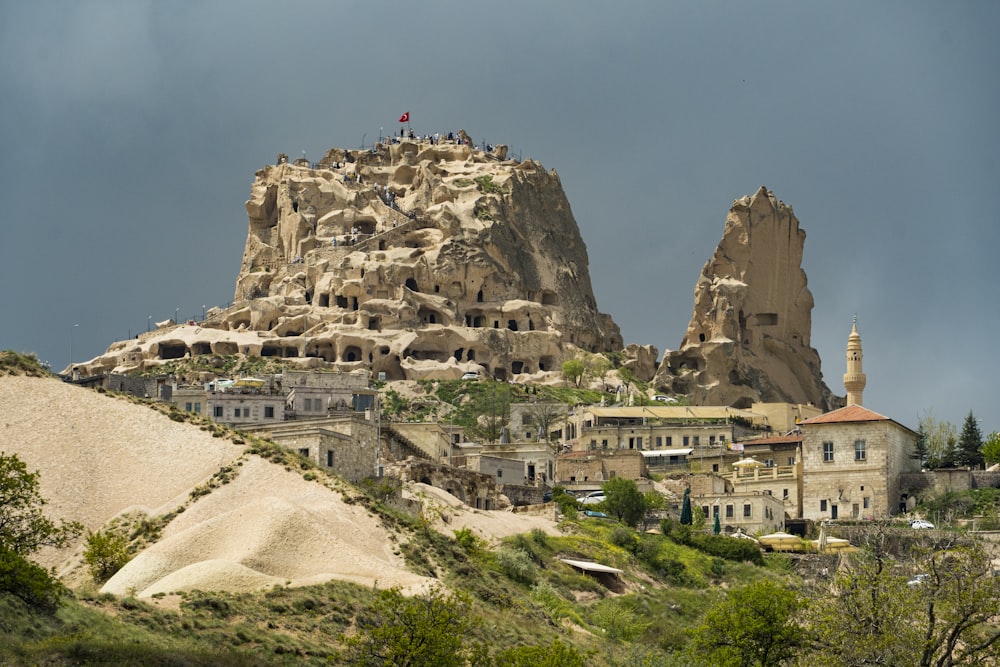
[555,449,646,488]
[389,459,499,509]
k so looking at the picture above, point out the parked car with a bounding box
[908,574,931,586]
[579,491,605,506]
[651,395,677,403]
[910,519,935,530]
[460,372,481,380]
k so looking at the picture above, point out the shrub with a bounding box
[494,547,537,585]
[609,526,639,552]
[84,530,131,582]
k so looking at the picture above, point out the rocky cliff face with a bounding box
[82,138,622,381]
[653,186,840,411]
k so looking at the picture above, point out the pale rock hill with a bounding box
[1,376,557,597]
[653,187,840,411]
[75,139,622,383]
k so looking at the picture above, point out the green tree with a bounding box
[911,422,929,467]
[690,579,805,667]
[601,478,647,527]
[582,352,611,386]
[562,359,585,388]
[982,431,1000,467]
[0,452,81,555]
[921,412,958,469]
[680,487,692,525]
[343,586,478,667]
[0,452,81,612]
[521,401,567,452]
[956,410,984,469]
[83,529,131,583]
[807,522,923,665]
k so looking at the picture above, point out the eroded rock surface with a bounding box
[79,138,621,381]
[653,186,840,411]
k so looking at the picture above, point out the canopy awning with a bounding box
[559,558,623,574]
[640,448,694,458]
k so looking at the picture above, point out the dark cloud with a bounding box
[1,1,996,433]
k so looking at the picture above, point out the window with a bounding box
[820,499,828,512]
[326,451,334,467]
[702,506,710,518]
[863,497,870,509]
[854,440,867,461]
[264,406,274,418]
[636,437,643,449]
[709,435,716,445]
[713,505,720,517]
[783,488,789,500]
[788,456,795,466]
[521,415,531,425]
[683,436,690,446]
[743,504,752,518]
[497,469,503,479]
[726,504,734,518]
[185,402,193,412]
[823,441,834,462]
[298,448,309,457]
[234,408,241,418]
[666,437,673,447]
[214,405,223,418]
[656,436,663,447]
[303,398,312,411]
[194,402,201,413]
[693,436,700,446]
[765,458,775,468]
[602,439,609,449]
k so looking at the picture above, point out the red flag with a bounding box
[398,112,410,123]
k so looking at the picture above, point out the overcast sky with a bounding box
[1,2,996,434]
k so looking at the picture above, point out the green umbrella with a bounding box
[713,513,721,534]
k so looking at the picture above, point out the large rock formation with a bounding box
[80,137,622,381]
[653,186,839,411]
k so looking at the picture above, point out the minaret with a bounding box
[843,317,866,406]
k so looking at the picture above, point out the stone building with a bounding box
[727,433,804,520]
[566,405,766,454]
[798,321,918,520]
[800,405,919,520]
[555,449,648,494]
[243,412,379,482]
[691,490,785,535]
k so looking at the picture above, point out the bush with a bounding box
[0,547,65,613]
[609,526,638,552]
[84,530,131,583]
[680,533,764,566]
[494,547,537,585]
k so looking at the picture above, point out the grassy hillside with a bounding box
[1,481,802,665]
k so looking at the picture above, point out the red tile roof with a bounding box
[739,434,803,446]
[799,405,891,425]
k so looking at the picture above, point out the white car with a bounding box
[910,519,935,530]
[579,491,605,506]
[460,372,481,380]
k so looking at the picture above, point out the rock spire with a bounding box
[653,186,840,411]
